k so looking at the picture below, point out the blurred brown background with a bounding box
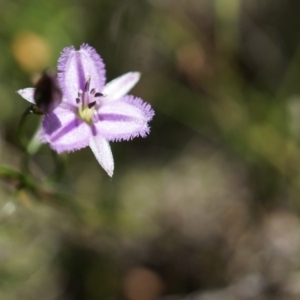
[1,0,300,299]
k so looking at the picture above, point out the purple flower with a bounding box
[17,44,154,176]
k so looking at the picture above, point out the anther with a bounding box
[76,97,80,104]
[85,76,91,92]
[88,101,96,109]
[90,88,96,95]
[94,92,103,98]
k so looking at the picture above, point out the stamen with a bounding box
[94,92,103,98]
[88,101,96,108]
[90,88,96,95]
[85,76,91,92]
[76,97,80,104]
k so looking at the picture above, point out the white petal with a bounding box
[17,88,35,104]
[102,72,141,100]
[89,136,114,177]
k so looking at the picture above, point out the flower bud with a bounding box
[34,70,62,114]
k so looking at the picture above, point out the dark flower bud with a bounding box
[34,70,62,114]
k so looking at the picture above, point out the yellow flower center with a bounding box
[75,76,102,124]
[78,105,95,124]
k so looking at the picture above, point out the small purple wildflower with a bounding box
[17,44,154,176]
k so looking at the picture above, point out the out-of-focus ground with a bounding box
[1,0,300,299]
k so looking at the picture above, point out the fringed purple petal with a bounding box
[89,136,114,177]
[57,44,106,104]
[102,72,141,100]
[95,95,154,141]
[40,106,91,153]
[17,88,35,104]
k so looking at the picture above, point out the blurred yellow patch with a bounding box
[12,31,51,72]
